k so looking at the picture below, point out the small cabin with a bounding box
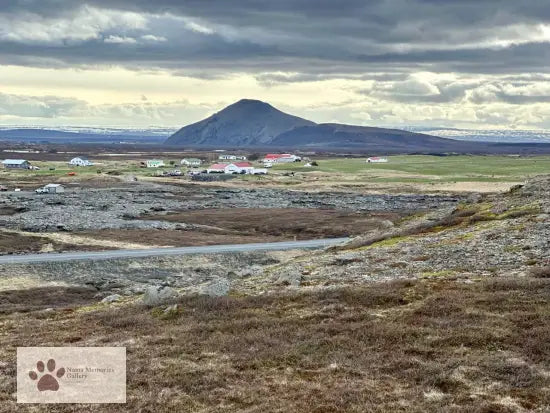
[146,160,165,168]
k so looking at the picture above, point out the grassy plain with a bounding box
[2,154,549,193]
[272,155,550,183]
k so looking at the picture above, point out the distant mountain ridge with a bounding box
[0,128,167,144]
[164,99,477,152]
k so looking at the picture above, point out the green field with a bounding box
[272,155,550,183]
[3,155,550,187]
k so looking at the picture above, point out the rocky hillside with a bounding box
[6,176,548,297]
[264,176,550,290]
[2,178,550,412]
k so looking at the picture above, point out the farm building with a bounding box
[207,162,255,174]
[218,154,247,161]
[36,184,65,194]
[2,159,31,169]
[146,160,165,168]
[69,156,94,166]
[227,162,254,174]
[207,163,228,173]
[367,157,388,163]
[180,158,202,167]
[263,154,301,163]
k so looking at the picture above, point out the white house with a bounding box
[367,157,388,163]
[69,156,94,167]
[226,162,254,174]
[36,184,65,194]
[218,154,247,161]
[207,162,254,174]
[180,158,202,167]
[146,160,165,168]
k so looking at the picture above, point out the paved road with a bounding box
[0,238,349,265]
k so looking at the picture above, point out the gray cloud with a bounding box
[0,91,217,126]
[0,1,550,75]
[0,92,87,118]
[2,1,550,129]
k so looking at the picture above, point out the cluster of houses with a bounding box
[203,153,303,175]
[2,157,99,169]
[3,153,387,178]
[144,158,203,168]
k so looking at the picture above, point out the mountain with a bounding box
[270,123,465,151]
[165,99,315,146]
[165,99,550,153]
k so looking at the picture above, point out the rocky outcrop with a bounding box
[141,286,179,306]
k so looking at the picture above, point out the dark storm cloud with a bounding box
[1,0,550,76]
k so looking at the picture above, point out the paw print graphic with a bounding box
[29,359,65,392]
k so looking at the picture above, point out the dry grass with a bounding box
[142,208,399,239]
[77,228,286,247]
[0,277,549,412]
[529,266,550,279]
[0,286,97,314]
[0,231,114,255]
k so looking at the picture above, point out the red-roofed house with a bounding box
[366,157,388,163]
[207,163,228,173]
[226,162,254,174]
[262,154,301,164]
[207,162,255,174]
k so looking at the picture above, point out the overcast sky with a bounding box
[1,0,550,129]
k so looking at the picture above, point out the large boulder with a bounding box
[141,286,179,306]
[101,294,122,304]
[201,278,231,297]
[275,271,302,287]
